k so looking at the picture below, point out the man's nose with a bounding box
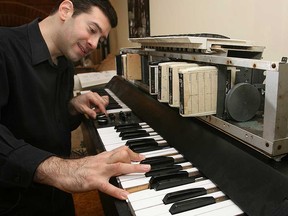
[88,36,99,50]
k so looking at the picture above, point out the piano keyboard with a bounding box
[91,88,131,114]
[93,89,244,216]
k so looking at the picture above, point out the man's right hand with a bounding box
[33,146,151,200]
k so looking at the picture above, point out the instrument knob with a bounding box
[121,114,127,122]
[96,113,108,125]
[109,113,116,121]
[97,118,108,125]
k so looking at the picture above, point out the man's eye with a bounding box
[89,27,97,33]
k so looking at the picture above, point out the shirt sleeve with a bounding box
[0,51,54,189]
[69,114,82,131]
[0,125,54,188]
[67,63,82,131]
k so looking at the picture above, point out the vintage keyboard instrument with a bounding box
[82,34,288,216]
[82,76,288,216]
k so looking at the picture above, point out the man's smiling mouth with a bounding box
[77,43,88,55]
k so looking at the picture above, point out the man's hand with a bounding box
[69,91,109,119]
[33,146,151,200]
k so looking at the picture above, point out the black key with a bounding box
[169,196,215,215]
[131,145,166,153]
[140,156,171,163]
[163,187,207,204]
[145,165,182,177]
[119,129,147,137]
[106,103,122,110]
[121,130,150,140]
[115,123,140,130]
[91,88,121,110]
[149,171,189,189]
[126,138,158,148]
[126,138,169,153]
[116,125,142,132]
[154,176,196,191]
[140,156,174,168]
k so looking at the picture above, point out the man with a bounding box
[0,0,150,215]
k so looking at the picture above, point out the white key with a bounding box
[99,128,156,142]
[141,148,179,158]
[104,136,166,151]
[134,191,225,216]
[105,143,126,151]
[120,177,151,190]
[107,107,131,114]
[157,200,242,216]
[103,135,164,147]
[101,133,163,146]
[194,202,243,216]
[105,141,167,151]
[129,182,216,211]
[101,133,162,146]
[104,88,131,113]
[128,179,214,202]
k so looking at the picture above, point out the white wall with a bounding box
[111,0,288,61]
[109,0,139,55]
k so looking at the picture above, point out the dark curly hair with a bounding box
[50,0,117,28]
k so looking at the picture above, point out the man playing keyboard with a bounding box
[0,0,150,215]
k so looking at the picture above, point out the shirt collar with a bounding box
[27,19,51,66]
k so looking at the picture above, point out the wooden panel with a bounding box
[0,0,57,14]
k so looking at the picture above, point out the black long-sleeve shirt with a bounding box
[0,19,81,215]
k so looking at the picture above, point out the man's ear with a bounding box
[58,0,74,21]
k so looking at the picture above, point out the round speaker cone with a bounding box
[225,83,261,122]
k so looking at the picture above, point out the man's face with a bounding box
[58,6,111,62]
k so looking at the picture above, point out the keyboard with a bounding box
[93,88,244,216]
[83,76,288,216]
